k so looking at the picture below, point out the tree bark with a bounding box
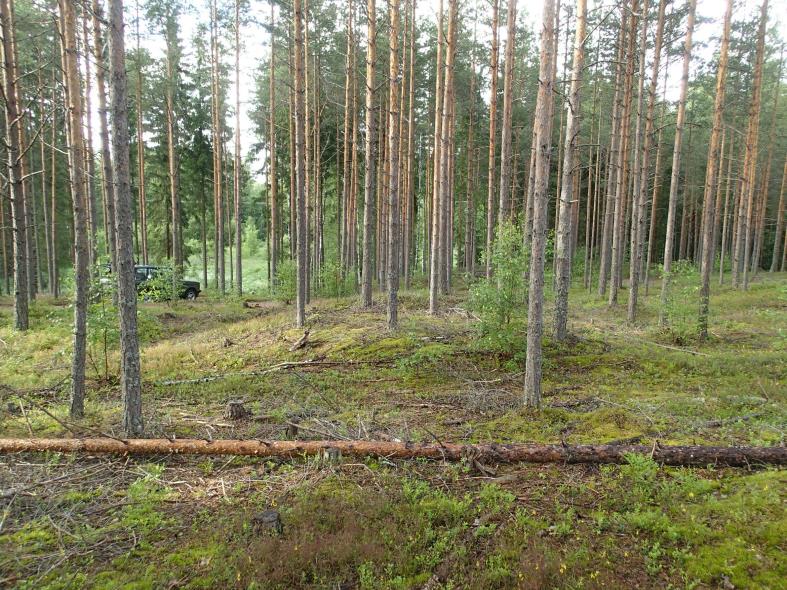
[361,0,377,307]
[497,0,517,223]
[553,0,587,341]
[484,0,500,279]
[108,0,143,436]
[92,0,117,275]
[133,2,147,265]
[658,0,697,324]
[57,0,90,417]
[293,0,308,327]
[734,0,768,290]
[428,0,445,312]
[608,0,638,306]
[387,0,402,329]
[2,438,783,467]
[770,158,786,272]
[0,0,28,330]
[698,0,732,339]
[267,3,278,285]
[233,0,243,295]
[524,0,557,408]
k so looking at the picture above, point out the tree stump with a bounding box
[252,510,283,535]
[224,400,249,420]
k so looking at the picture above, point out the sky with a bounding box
[127,0,787,182]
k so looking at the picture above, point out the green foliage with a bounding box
[242,219,263,256]
[318,260,356,298]
[661,259,700,342]
[468,221,528,350]
[140,264,182,302]
[273,259,297,303]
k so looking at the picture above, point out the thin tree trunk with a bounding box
[628,0,665,321]
[269,2,278,283]
[81,14,98,271]
[497,0,517,223]
[608,0,637,306]
[484,0,500,279]
[698,0,732,339]
[428,0,445,312]
[361,0,377,307]
[0,0,28,330]
[658,0,696,323]
[386,0,402,329]
[233,0,242,295]
[293,0,308,327]
[597,16,625,297]
[437,0,457,297]
[553,0,586,340]
[92,0,117,275]
[719,132,735,284]
[751,51,782,275]
[108,0,143,436]
[135,0,147,265]
[405,0,416,288]
[770,158,786,272]
[524,0,557,408]
[58,0,90,416]
[735,0,768,290]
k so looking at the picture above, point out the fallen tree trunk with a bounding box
[0,438,784,467]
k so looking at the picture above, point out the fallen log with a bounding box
[0,438,784,467]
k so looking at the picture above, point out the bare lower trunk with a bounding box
[58,0,90,417]
[553,0,586,340]
[497,0,517,223]
[484,0,500,279]
[92,0,117,274]
[770,158,786,272]
[108,0,143,436]
[361,0,377,307]
[233,0,243,295]
[294,0,307,327]
[698,0,732,339]
[0,0,28,329]
[524,0,557,408]
[387,0,402,329]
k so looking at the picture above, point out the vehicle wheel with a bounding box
[185,288,198,300]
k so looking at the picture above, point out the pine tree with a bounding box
[698,0,733,339]
[553,0,586,340]
[659,0,697,324]
[524,0,557,408]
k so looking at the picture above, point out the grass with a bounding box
[0,269,785,588]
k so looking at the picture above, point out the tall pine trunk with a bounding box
[293,0,308,327]
[108,0,143,436]
[58,0,90,416]
[698,0,732,339]
[553,0,586,341]
[497,0,517,223]
[0,0,28,330]
[524,0,557,408]
[484,0,500,279]
[386,0,402,329]
[361,0,377,307]
[659,0,697,323]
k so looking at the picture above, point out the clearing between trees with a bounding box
[1,273,784,589]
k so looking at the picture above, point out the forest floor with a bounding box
[0,271,785,589]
